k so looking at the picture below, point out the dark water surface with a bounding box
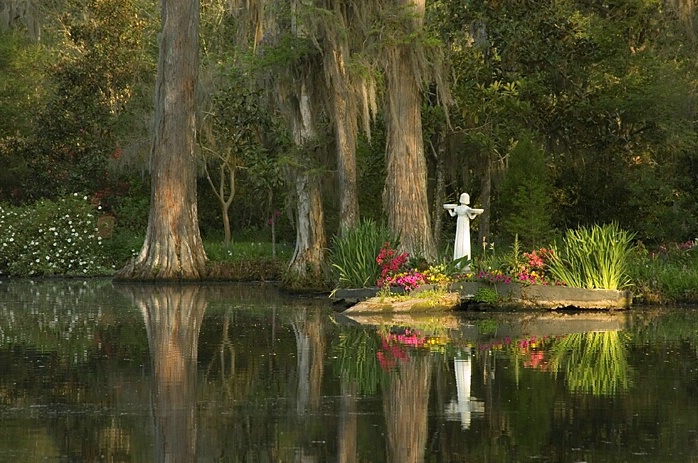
[1,279,698,462]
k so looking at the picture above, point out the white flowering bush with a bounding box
[0,194,111,276]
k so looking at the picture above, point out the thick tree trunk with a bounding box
[329,45,360,236]
[116,0,206,280]
[383,2,436,261]
[334,83,360,235]
[284,81,328,290]
[287,168,327,288]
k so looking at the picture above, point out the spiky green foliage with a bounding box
[547,223,635,290]
[330,219,398,288]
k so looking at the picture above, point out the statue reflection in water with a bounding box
[124,285,207,463]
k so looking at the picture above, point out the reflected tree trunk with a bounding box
[337,379,358,463]
[291,307,326,415]
[383,355,432,463]
[122,285,207,463]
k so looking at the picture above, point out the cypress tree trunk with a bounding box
[284,80,329,290]
[383,1,436,260]
[325,25,360,236]
[116,0,206,280]
[287,167,327,288]
[333,72,360,236]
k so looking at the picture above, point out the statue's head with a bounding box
[459,193,470,205]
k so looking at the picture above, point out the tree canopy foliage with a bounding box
[2,0,698,272]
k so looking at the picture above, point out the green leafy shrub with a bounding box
[628,241,698,303]
[547,223,635,290]
[330,219,398,288]
[101,230,143,269]
[0,194,111,276]
[498,136,555,248]
[473,287,499,304]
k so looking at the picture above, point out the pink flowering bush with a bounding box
[476,269,512,284]
[375,243,427,291]
[376,243,409,286]
[516,247,564,286]
[372,242,569,292]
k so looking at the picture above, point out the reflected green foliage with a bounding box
[330,326,384,395]
[0,279,146,360]
[330,219,398,289]
[549,331,632,396]
[7,281,698,461]
[547,223,635,289]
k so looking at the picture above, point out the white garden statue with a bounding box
[444,193,484,266]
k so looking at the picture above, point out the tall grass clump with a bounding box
[330,219,398,288]
[0,194,111,276]
[547,223,635,290]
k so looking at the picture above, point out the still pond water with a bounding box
[1,279,698,462]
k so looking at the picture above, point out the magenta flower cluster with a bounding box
[383,271,426,291]
[477,270,512,284]
[375,243,427,291]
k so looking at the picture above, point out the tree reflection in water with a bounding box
[383,354,432,463]
[122,285,207,463]
[292,308,326,416]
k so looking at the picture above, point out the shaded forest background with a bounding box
[2,0,698,258]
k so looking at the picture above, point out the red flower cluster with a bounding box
[376,243,409,288]
[517,248,562,285]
